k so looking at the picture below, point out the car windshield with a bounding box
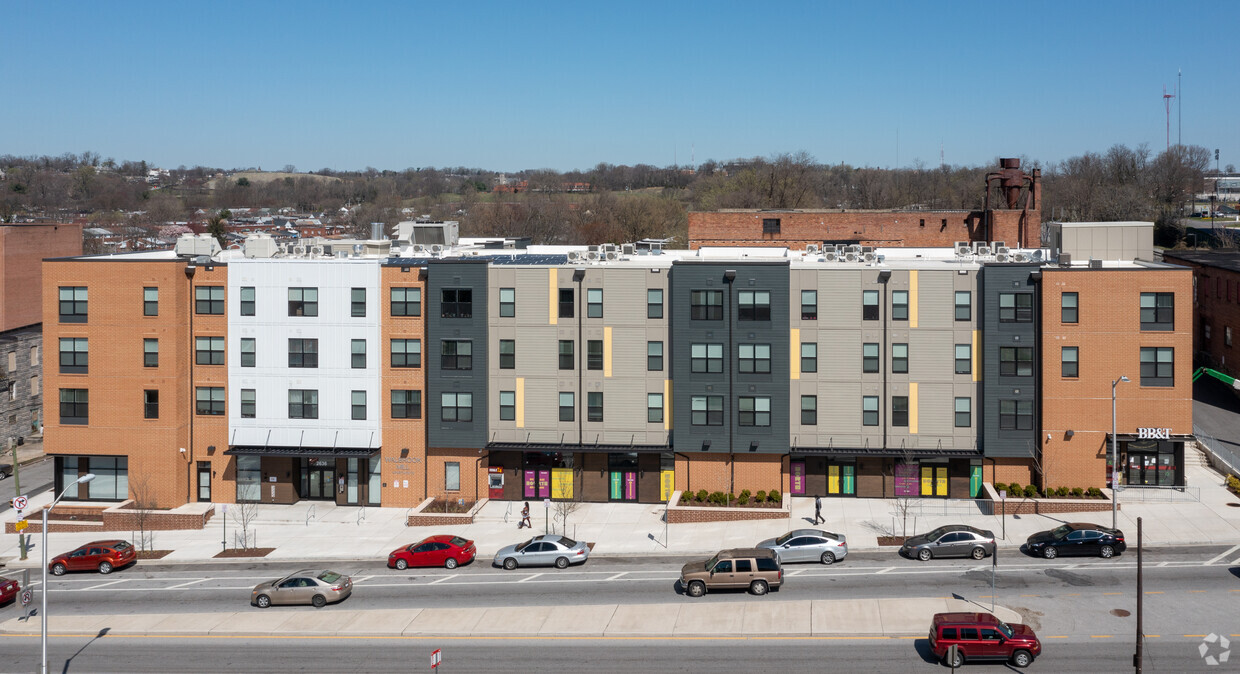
[557,536,577,548]
[1050,524,1074,539]
[317,571,342,584]
[925,526,951,540]
[449,537,469,547]
[112,541,132,550]
[704,554,719,570]
[515,539,535,552]
[997,622,1014,638]
[775,532,796,545]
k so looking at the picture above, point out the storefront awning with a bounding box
[224,446,379,458]
[792,447,981,457]
[487,442,669,454]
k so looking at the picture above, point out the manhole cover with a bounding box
[1111,609,1131,617]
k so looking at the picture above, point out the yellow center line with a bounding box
[1047,636,1069,639]
[1019,594,1039,597]
[1145,635,1160,638]
[1187,590,1207,593]
[1101,592,1123,596]
[1091,635,1113,639]
[1144,591,1163,595]
[1184,634,1208,638]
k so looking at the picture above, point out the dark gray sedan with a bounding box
[493,534,590,570]
[900,525,996,561]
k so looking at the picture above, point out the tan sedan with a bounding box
[251,570,352,608]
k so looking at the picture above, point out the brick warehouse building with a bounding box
[1160,250,1240,376]
[42,225,1190,508]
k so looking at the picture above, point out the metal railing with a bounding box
[1115,485,1201,503]
[356,505,366,525]
[305,503,316,526]
[1194,425,1240,479]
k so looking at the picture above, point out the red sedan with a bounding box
[48,539,136,575]
[388,535,475,570]
[0,576,19,605]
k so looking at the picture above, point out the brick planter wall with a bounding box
[406,497,488,527]
[7,501,215,534]
[981,483,1115,515]
[665,491,791,523]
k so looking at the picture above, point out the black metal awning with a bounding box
[224,446,379,458]
[486,442,669,454]
[791,447,981,458]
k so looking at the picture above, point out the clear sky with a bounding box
[4,1,1236,173]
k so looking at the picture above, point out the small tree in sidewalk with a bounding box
[230,501,259,549]
[130,475,157,552]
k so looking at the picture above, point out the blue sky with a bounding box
[4,1,1236,173]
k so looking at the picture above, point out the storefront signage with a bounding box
[1137,427,1171,440]
[790,462,806,495]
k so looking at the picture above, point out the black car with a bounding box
[1025,522,1126,559]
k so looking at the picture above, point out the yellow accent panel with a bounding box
[790,328,801,380]
[551,468,574,499]
[972,330,980,382]
[548,268,558,325]
[604,326,613,377]
[660,470,674,501]
[664,379,672,431]
[909,382,918,434]
[515,378,525,428]
[909,271,919,328]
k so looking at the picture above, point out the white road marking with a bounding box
[787,569,806,576]
[606,572,626,581]
[1207,544,1240,565]
[517,573,544,583]
[1158,562,1170,567]
[353,575,375,583]
[428,574,458,585]
[166,578,211,589]
[874,567,895,574]
[82,579,129,590]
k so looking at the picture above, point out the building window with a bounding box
[499,288,516,317]
[801,290,817,320]
[892,291,909,321]
[862,290,880,320]
[999,400,1033,430]
[647,393,663,423]
[691,343,724,373]
[762,217,781,234]
[587,288,603,318]
[999,347,1033,377]
[392,390,421,419]
[392,339,421,368]
[1062,346,1079,378]
[236,455,261,502]
[647,341,663,371]
[801,342,817,373]
[445,462,461,492]
[351,391,366,420]
[351,288,366,318]
[196,387,225,416]
[1140,293,1174,331]
[863,343,880,373]
[1140,347,1174,387]
[144,390,158,419]
[30,345,38,366]
[892,396,909,427]
[1228,326,1233,347]
[391,287,421,317]
[559,392,575,422]
[59,286,88,322]
[955,398,971,427]
[558,288,574,318]
[1061,292,1078,324]
[241,389,256,418]
[691,395,723,426]
[690,290,723,320]
[194,286,224,315]
[647,289,663,319]
[955,291,971,321]
[955,344,971,375]
[559,340,575,370]
[59,338,88,373]
[288,287,318,317]
[441,392,473,422]
[196,336,225,366]
[801,395,817,425]
[288,338,319,368]
[240,338,256,367]
[862,396,879,426]
[441,288,472,318]
[587,392,603,422]
[143,287,158,316]
[892,343,908,374]
[738,396,770,427]
[499,339,515,369]
[739,343,771,374]
[240,287,255,316]
[143,338,158,367]
[1204,323,1212,342]
[738,290,770,321]
[29,375,38,396]
[351,339,366,369]
[999,293,1033,323]
[441,340,472,370]
[586,340,603,370]
[60,389,88,425]
[288,389,318,419]
[499,391,515,421]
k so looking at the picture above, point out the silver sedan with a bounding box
[251,570,353,608]
[493,534,590,570]
[757,529,848,564]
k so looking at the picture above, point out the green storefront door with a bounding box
[609,471,623,500]
[969,465,983,498]
[841,465,855,495]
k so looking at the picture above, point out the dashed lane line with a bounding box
[1206,544,1240,565]
[517,573,544,583]
[427,574,457,585]
[605,573,626,581]
[82,579,128,591]
[166,578,210,590]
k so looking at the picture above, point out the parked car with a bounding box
[900,525,996,561]
[0,462,11,480]
[0,576,18,605]
[1025,522,1126,559]
[756,529,847,564]
[251,570,353,608]
[493,535,590,570]
[48,540,136,575]
[680,548,783,597]
[930,611,1041,668]
[388,535,476,570]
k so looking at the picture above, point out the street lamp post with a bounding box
[1111,377,1129,530]
[41,473,95,674]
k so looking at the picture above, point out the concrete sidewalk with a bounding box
[0,596,1021,638]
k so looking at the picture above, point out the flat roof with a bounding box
[1050,220,1154,228]
[1161,250,1240,273]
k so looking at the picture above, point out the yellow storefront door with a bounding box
[935,467,948,496]
[828,465,840,494]
[920,467,933,495]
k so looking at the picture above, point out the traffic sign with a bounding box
[20,589,32,607]
[11,496,27,511]
[430,648,442,669]
[14,519,27,531]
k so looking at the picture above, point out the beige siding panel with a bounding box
[918,271,953,330]
[821,381,861,433]
[918,383,953,437]
[790,327,800,379]
[820,330,861,380]
[820,271,861,323]
[909,330,953,382]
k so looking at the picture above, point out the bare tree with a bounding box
[551,496,585,537]
[129,475,158,552]
[888,445,920,538]
[230,502,259,549]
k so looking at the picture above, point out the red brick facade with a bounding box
[1161,252,1240,377]
[0,223,82,332]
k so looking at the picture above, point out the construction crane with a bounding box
[1192,367,1240,389]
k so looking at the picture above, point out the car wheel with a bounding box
[395,559,408,570]
[98,561,113,574]
[51,563,66,576]
[255,594,271,609]
[820,551,836,565]
[554,557,569,569]
[749,580,769,596]
[1043,546,1058,560]
[503,557,518,570]
[971,547,986,560]
[1100,545,1115,559]
[1011,649,1033,668]
[686,581,706,598]
[445,557,459,570]
[945,650,965,668]
[311,594,327,609]
[918,548,933,562]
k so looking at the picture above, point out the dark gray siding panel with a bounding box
[427,260,488,449]
[979,264,1039,458]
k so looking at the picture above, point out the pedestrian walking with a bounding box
[813,495,824,525]
[519,501,531,529]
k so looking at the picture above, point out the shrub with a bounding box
[1086,487,1103,498]
[1055,486,1069,498]
[710,491,725,505]
[755,490,767,503]
[1071,487,1084,498]
[727,492,736,505]
[1227,474,1240,492]
[1009,482,1024,495]
[695,489,709,503]
[738,493,749,505]
[767,490,781,503]
[1023,484,1038,498]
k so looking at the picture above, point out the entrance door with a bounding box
[1127,453,1157,486]
[790,461,806,495]
[523,469,551,499]
[828,465,840,494]
[608,471,637,501]
[920,466,948,497]
[305,465,336,500]
[197,462,211,502]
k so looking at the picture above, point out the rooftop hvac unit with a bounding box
[954,241,973,256]
[622,243,636,255]
[994,253,1009,263]
[650,242,663,254]
[861,246,875,254]
[974,244,993,256]
[995,246,1011,257]
[1059,253,1073,267]
[588,245,601,253]
[862,252,876,263]
[805,244,819,255]
[603,243,618,253]
[430,244,445,255]
[567,250,583,262]
[844,252,859,262]
[604,251,619,261]
[991,241,1006,251]
[1089,258,1103,269]
[823,250,839,262]
[1011,252,1029,262]
[585,251,600,262]
[310,245,325,257]
[410,244,428,256]
[293,245,307,256]
[847,244,863,254]
[336,251,349,259]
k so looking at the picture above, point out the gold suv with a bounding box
[679,548,783,597]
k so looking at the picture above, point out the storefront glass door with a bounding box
[608,452,639,501]
[920,466,948,497]
[790,461,806,495]
[300,458,336,500]
[827,464,856,496]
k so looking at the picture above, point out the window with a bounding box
[196,387,225,416]
[691,290,723,320]
[59,286,88,322]
[240,338,256,367]
[862,290,879,320]
[1061,346,1079,378]
[191,286,222,315]
[499,391,515,421]
[391,287,421,316]
[999,347,1033,377]
[691,343,724,373]
[445,462,460,492]
[30,345,38,366]
[144,390,159,419]
[288,389,318,419]
[862,343,879,373]
[955,344,971,375]
[392,339,421,368]
[441,288,472,318]
[558,288,574,318]
[862,396,879,426]
[587,288,603,318]
[647,289,663,319]
[441,340,472,370]
[288,338,318,368]
[196,336,225,366]
[351,391,366,420]
[647,341,663,371]
[559,340,575,370]
[892,343,908,373]
[499,288,515,317]
[955,291,971,321]
[241,389,256,418]
[892,396,908,427]
[441,393,473,422]
[587,392,603,422]
[801,343,817,373]
[739,343,771,374]
[762,217,781,233]
[499,339,515,369]
[1228,326,1233,347]
[143,338,158,367]
[954,397,971,428]
[647,393,663,423]
[240,287,255,316]
[691,395,723,426]
[1061,292,1078,323]
[288,287,317,317]
[999,400,1033,430]
[60,389,88,424]
[738,290,770,321]
[59,338,88,373]
[351,288,366,317]
[801,290,817,320]
[29,375,37,396]
[352,339,366,369]
[559,392,575,422]
[236,455,261,502]
[738,396,770,427]
[999,293,1033,323]
[143,287,158,316]
[391,390,421,419]
[892,291,909,321]
[801,395,817,425]
[587,340,603,370]
[1140,347,1174,387]
[1140,293,1174,331]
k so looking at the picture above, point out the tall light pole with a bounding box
[1111,377,1129,530]
[42,473,95,674]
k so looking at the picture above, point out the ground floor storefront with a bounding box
[789,455,985,500]
[225,450,382,506]
[485,449,675,504]
[1107,437,1187,488]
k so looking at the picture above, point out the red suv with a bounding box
[49,540,137,575]
[930,612,1041,668]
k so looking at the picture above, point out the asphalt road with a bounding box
[0,457,52,514]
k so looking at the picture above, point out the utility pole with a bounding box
[12,443,27,560]
[1134,516,1143,673]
